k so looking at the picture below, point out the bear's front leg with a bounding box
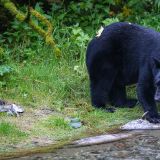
[137,82,160,123]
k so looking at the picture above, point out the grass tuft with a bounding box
[0,122,27,141]
[44,116,70,129]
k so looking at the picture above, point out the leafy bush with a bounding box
[0,3,45,47]
[49,0,159,29]
[1,1,159,62]
[50,0,116,31]
[102,17,119,26]
[0,65,12,76]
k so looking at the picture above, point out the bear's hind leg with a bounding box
[124,98,138,108]
[90,69,117,109]
[90,81,107,108]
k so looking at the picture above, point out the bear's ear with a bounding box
[154,57,160,68]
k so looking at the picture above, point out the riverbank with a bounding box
[13,130,160,160]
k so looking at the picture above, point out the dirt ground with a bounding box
[0,107,59,152]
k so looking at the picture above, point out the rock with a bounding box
[121,119,160,130]
[156,153,160,159]
[0,103,24,117]
[69,118,82,129]
[11,104,24,113]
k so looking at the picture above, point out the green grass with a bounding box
[44,116,70,129]
[1,16,159,154]
[0,122,27,140]
[0,58,88,109]
[0,37,145,153]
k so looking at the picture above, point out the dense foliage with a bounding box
[0,0,160,103]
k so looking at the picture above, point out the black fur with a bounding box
[86,22,160,123]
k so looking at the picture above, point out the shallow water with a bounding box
[14,130,160,160]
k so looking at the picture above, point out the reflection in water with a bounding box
[14,130,160,160]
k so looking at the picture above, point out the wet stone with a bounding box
[156,153,160,159]
[111,150,130,158]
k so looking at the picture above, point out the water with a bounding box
[13,130,160,160]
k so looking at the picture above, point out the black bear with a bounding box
[86,22,160,123]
